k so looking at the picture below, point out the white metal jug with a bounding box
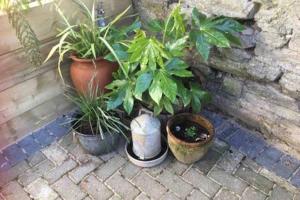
[130,113,161,160]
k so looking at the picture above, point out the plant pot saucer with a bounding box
[125,138,168,168]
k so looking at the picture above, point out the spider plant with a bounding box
[65,82,129,140]
[45,0,139,81]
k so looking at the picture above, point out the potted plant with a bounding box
[45,0,140,94]
[106,4,243,163]
[65,84,129,155]
[166,113,214,164]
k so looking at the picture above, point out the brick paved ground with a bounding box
[0,135,299,200]
[0,110,300,199]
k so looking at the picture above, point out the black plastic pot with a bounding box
[74,130,120,155]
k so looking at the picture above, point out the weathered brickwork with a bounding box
[132,0,300,155]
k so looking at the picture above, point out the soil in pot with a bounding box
[170,120,210,143]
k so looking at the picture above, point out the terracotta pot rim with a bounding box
[70,54,106,63]
[166,113,214,147]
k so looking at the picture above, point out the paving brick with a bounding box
[32,128,56,148]
[0,153,10,172]
[239,134,267,159]
[46,117,70,138]
[187,190,209,200]
[17,135,41,156]
[242,158,262,173]
[183,168,220,197]
[226,129,250,150]
[99,151,118,162]
[235,165,273,194]
[27,151,46,167]
[119,162,141,180]
[214,188,239,200]
[241,187,267,200]
[69,156,102,184]
[272,154,300,179]
[208,166,247,194]
[1,181,30,200]
[269,185,293,200]
[95,154,126,181]
[291,168,300,188]
[106,172,140,200]
[58,133,77,152]
[53,175,86,200]
[157,170,193,198]
[167,157,189,176]
[69,144,92,164]
[195,148,222,174]
[109,194,122,200]
[0,160,29,187]
[201,110,225,128]
[25,178,58,200]
[255,146,283,170]
[216,123,239,140]
[44,158,77,184]
[135,193,150,200]
[2,144,27,166]
[42,144,68,165]
[132,171,167,199]
[211,138,230,154]
[18,159,55,186]
[160,191,180,200]
[143,154,173,177]
[217,148,245,173]
[80,174,113,200]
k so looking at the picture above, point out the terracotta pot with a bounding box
[70,55,118,94]
[166,113,214,164]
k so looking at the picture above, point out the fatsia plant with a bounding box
[44,0,140,80]
[106,4,243,116]
[0,0,42,66]
[106,30,210,115]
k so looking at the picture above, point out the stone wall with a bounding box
[132,0,300,154]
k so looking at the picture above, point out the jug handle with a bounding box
[138,108,154,116]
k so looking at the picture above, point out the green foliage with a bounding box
[1,0,42,67]
[184,126,197,138]
[65,84,128,140]
[106,29,210,115]
[190,8,244,61]
[45,0,140,81]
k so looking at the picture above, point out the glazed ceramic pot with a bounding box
[166,113,214,164]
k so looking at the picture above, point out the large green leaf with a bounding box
[134,72,153,100]
[213,18,244,33]
[202,29,230,48]
[191,8,206,27]
[123,88,134,114]
[163,97,174,114]
[195,33,211,61]
[165,36,188,56]
[146,19,164,32]
[165,58,188,71]
[149,75,162,104]
[159,73,177,102]
[107,86,126,110]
